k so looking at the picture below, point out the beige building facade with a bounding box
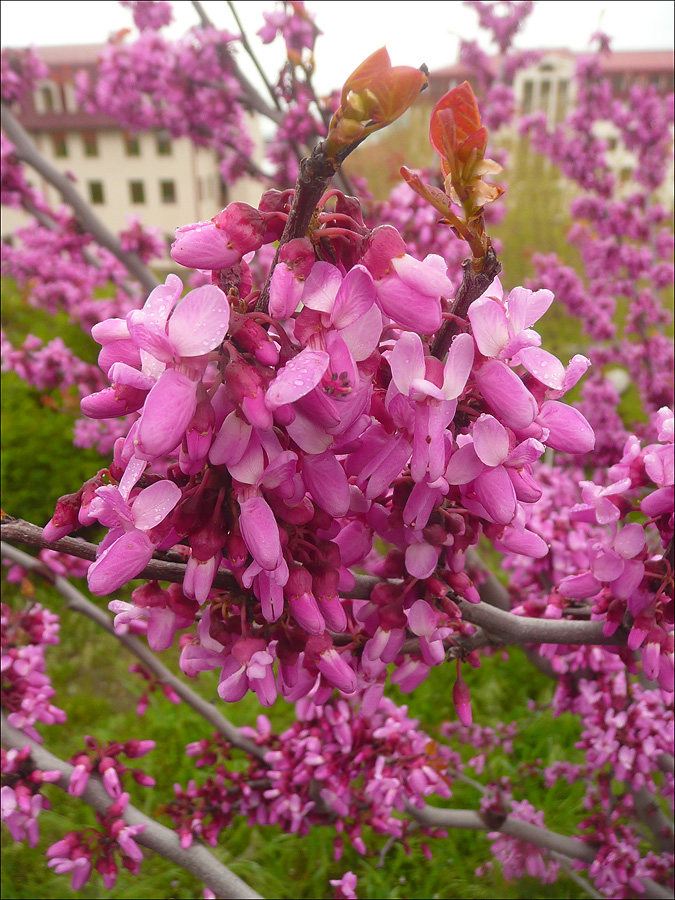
[2,44,265,264]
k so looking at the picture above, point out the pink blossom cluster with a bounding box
[0,601,66,743]
[478,799,562,884]
[46,185,599,716]
[46,791,146,891]
[1,332,103,397]
[166,696,456,853]
[75,26,254,184]
[550,665,674,898]
[498,406,673,693]
[1,745,60,848]
[440,717,517,774]
[464,0,534,55]
[0,47,48,105]
[258,1,320,62]
[119,0,173,32]
[1,132,43,210]
[66,733,156,800]
[118,216,165,264]
[521,51,674,447]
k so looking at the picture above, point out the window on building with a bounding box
[539,80,551,112]
[129,180,146,204]
[51,133,68,158]
[611,74,625,94]
[160,179,176,203]
[40,84,55,113]
[555,80,568,123]
[82,133,99,157]
[156,133,172,156]
[88,181,105,205]
[522,80,534,114]
[124,134,141,156]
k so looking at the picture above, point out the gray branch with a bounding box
[1,102,158,294]
[0,541,266,762]
[1,716,263,900]
[407,803,596,863]
[408,805,672,899]
[2,520,631,649]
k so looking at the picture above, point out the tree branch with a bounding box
[1,716,263,900]
[631,785,674,853]
[406,802,597,863]
[431,247,501,360]
[0,519,240,593]
[1,103,158,295]
[255,143,341,312]
[2,520,631,650]
[0,540,266,762]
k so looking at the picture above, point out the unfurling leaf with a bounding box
[325,48,428,160]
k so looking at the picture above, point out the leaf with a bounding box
[430,81,482,160]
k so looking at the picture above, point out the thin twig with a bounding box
[227,1,282,112]
[191,0,282,124]
[550,852,603,899]
[0,541,267,762]
[1,716,263,900]
[1,103,158,294]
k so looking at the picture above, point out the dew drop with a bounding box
[294,379,304,386]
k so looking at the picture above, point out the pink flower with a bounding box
[388,331,474,483]
[171,203,264,270]
[330,871,358,900]
[217,637,277,706]
[86,481,181,594]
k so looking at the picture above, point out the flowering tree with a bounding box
[2,2,673,898]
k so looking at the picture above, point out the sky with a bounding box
[2,0,674,95]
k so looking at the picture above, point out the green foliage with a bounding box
[1,371,103,526]
[1,277,104,526]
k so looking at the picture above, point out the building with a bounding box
[2,44,264,263]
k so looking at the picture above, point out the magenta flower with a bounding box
[388,331,474,483]
[238,496,284,573]
[467,279,553,360]
[86,481,181,594]
[217,637,277,706]
[559,523,647,604]
[171,203,264,270]
[447,415,545,524]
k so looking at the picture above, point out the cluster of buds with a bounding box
[67,734,156,800]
